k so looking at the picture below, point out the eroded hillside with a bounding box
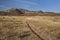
[0,8,60,16]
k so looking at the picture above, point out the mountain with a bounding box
[0,8,60,16]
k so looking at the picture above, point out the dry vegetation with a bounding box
[0,16,60,40]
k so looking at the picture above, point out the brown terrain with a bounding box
[0,8,60,16]
[0,8,60,40]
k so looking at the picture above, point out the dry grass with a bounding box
[26,16,60,40]
[0,16,60,40]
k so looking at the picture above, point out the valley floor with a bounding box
[0,16,60,40]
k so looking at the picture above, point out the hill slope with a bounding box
[0,8,60,16]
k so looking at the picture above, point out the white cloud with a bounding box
[16,0,40,6]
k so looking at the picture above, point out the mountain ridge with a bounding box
[0,8,60,16]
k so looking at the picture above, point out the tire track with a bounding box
[26,21,57,40]
[26,21,44,40]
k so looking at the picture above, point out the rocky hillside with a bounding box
[0,8,60,16]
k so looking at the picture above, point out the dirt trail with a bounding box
[26,21,57,40]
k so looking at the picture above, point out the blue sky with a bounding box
[0,0,60,12]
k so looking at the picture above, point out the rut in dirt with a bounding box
[26,21,57,40]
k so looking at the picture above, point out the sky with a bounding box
[0,0,60,12]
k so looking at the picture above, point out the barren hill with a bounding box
[0,8,60,16]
